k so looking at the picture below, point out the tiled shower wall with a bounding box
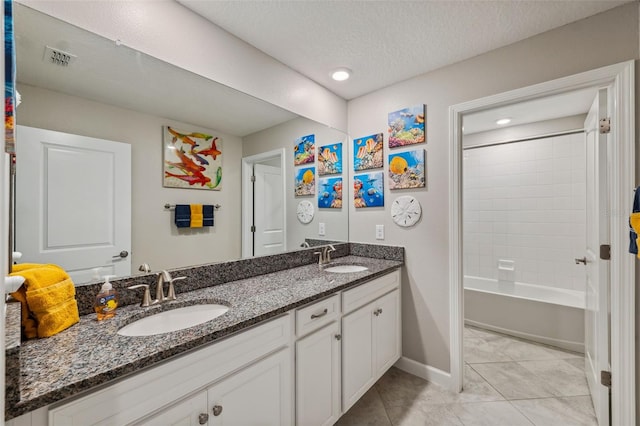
[463,132,586,292]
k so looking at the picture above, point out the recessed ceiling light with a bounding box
[496,118,511,125]
[331,68,352,81]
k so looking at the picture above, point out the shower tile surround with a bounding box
[463,133,586,292]
[4,242,403,420]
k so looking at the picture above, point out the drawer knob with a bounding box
[311,308,328,319]
[212,405,223,416]
[335,334,342,341]
[199,413,209,424]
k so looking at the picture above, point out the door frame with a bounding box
[448,61,635,424]
[241,148,287,258]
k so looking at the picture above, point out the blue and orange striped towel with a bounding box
[174,204,215,228]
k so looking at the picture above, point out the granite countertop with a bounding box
[6,255,402,419]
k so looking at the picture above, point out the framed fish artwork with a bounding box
[353,133,383,171]
[318,142,342,175]
[162,126,223,190]
[295,167,315,196]
[354,171,384,208]
[388,105,426,148]
[318,177,343,209]
[388,149,426,190]
[294,134,315,166]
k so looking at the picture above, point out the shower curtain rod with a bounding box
[463,128,584,151]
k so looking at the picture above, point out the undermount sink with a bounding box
[324,265,368,273]
[117,304,229,337]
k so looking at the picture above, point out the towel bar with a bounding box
[164,203,221,210]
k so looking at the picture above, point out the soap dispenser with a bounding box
[95,275,118,321]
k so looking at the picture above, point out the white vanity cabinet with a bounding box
[137,348,291,426]
[9,267,402,426]
[295,314,341,425]
[48,316,292,426]
[341,271,401,412]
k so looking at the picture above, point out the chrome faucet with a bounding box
[301,241,311,248]
[315,244,336,266]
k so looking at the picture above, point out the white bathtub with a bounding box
[464,276,585,353]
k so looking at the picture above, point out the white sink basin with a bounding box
[118,304,229,337]
[324,265,368,273]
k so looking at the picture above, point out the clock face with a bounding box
[297,200,314,224]
[391,196,421,227]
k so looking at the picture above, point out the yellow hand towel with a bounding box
[10,263,79,338]
[190,204,203,228]
[631,213,640,259]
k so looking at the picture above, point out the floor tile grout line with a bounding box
[372,385,395,426]
[506,399,539,425]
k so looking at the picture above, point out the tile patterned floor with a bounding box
[337,326,598,426]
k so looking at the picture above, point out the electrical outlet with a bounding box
[319,222,326,236]
[376,224,384,240]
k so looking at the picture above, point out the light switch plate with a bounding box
[376,224,384,240]
[319,222,326,236]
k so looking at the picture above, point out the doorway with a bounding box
[449,61,635,424]
[241,148,287,258]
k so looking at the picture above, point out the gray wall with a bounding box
[347,3,639,373]
[17,83,243,275]
[243,117,349,248]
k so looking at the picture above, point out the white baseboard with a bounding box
[394,356,451,390]
[464,319,584,354]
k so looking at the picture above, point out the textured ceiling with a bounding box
[179,0,630,100]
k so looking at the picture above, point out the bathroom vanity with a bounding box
[5,247,402,425]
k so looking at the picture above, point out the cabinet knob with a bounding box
[212,405,223,416]
[378,308,383,315]
[198,413,209,424]
[335,334,342,341]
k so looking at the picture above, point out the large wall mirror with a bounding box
[12,3,349,285]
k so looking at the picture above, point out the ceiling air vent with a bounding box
[43,46,76,67]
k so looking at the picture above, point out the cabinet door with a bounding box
[341,304,375,412]
[296,321,341,426]
[374,289,401,376]
[135,392,208,426]
[207,348,292,426]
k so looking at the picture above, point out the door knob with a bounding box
[575,257,587,265]
[112,250,129,259]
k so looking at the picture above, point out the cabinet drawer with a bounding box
[296,294,340,337]
[342,269,400,314]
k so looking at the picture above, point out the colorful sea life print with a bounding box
[163,126,223,190]
[318,177,343,209]
[5,0,15,154]
[354,171,384,208]
[388,105,425,148]
[295,167,315,196]
[353,133,383,171]
[388,149,425,190]
[318,143,342,175]
[294,134,315,166]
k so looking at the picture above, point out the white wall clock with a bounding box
[391,195,421,227]
[297,200,315,224]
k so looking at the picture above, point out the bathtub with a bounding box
[464,276,585,353]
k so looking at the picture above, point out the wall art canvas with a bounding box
[163,126,223,190]
[388,105,425,148]
[318,176,343,209]
[388,149,426,190]
[295,167,315,196]
[318,142,342,175]
[294,134,315,165]
[353,133,383,171]
[354,171,384,208]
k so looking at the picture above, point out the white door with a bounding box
[135,392,208,426]
[583,88,610,425]
[374,289,401,376]
[296,321,341,426]
[253,163,284,256]
[15,126,131,283]
[207,348,291,426]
